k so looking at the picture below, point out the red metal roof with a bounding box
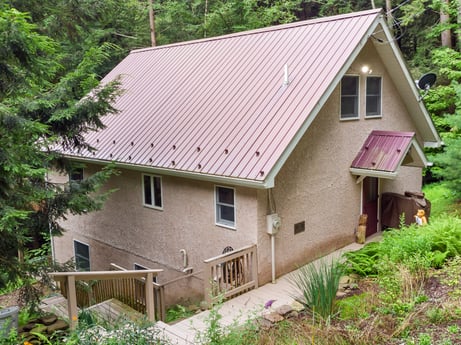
[62,9,383,185]
[350,130,415,172]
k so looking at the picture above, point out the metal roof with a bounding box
[60,9,422,187]
[350,130,427,179]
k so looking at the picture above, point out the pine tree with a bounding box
[0,7,121,292]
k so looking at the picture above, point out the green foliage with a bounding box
[423,182,457,216]
[337,293,371,320]
[0,5,121,293]
[165,304,194,323]
[344,215,461,278]
[155,0,302,44]
[290,259,344,320]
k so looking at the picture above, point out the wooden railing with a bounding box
[203,244,258,306]
[109,263,166,321]
[50,269,162,329]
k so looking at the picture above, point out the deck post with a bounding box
[66,274,78,330]
[252,247,259,288]
[203,261,212,307]
[145,272,155,322]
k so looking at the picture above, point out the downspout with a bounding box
[45,171,56,264]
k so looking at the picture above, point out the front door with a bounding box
[363,177,379,236]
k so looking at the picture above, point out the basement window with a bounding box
[74,240,90,272]
[215,186,236,229]
[69,167,84,182]
[134,263,158,283]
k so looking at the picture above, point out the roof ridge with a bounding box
[131,8,382,55]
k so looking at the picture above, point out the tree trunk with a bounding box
[386,0,393,35]
[441,0,452,48]
[457,0,461,49]
[148,0,156,47]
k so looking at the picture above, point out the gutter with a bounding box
[63,155,274,189]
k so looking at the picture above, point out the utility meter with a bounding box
[266,213,281,235]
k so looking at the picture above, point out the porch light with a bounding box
[361,65,372,74]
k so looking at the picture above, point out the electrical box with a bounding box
[266,213,281,235]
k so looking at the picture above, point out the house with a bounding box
[51,9,441,306]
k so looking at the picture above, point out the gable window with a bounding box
[340,76,359,119]
[366,76,382,117]
[215,186,235,228]
[143,174,162,209]
[74,240,90,271]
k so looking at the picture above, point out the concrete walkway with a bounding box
[157,235,381,344]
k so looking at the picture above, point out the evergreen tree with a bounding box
[0,6,121,291]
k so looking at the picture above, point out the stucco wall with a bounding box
[256,41,424,284]
[52,168,260,305]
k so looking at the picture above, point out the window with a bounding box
[143,174,162,209]
[366,76,382,117]
[340,76,359,119]
[74,240,90,271]
[69,167,84,182]
[134,263,157,283]
[215,186,236,228]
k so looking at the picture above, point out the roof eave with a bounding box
[349,168,398,180]
[64,155,273,189]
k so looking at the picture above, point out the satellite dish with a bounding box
[417,73,437,91]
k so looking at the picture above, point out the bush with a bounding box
[344,215,461,276]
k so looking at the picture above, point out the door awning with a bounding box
[350,130,428,180]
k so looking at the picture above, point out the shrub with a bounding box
[344,215,461,277]
[289,259,344,320]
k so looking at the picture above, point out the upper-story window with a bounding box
[215,186,235,229]
[366,76,382,117]
[143,174,163,209]
[340,76,359,120]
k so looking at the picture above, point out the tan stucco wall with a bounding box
[256,41,424,284]
[52,168,260,304]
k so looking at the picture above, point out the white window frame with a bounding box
[340,75,360,120]
[142,174,163,210]
[365,76,382,118]
[215,185,236,229]
[73,240,90,272]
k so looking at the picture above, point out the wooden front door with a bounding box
[363,177,379,236]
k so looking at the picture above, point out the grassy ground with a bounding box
[423,182,459,217]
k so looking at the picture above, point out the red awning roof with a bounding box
[350,130,427,179]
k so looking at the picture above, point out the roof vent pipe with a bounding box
[283,64,290,85]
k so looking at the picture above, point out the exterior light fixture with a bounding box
[361,65,372,74]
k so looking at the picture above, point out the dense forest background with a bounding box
[1,0,461,289]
